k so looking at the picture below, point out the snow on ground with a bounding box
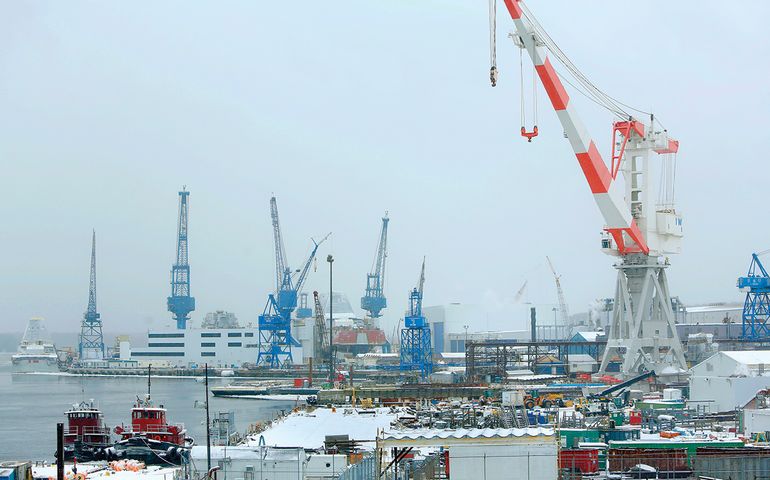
[245,407,399,450]
[33,463,181,480]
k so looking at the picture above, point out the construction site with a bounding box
[3,0,770,479]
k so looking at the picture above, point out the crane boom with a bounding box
[313,290,329,362]
[502,0,681,257]
[295,233,331,295]
[270,196,289,293]
[361,214,390,318]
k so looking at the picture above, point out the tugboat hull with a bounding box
[112,436,191,465]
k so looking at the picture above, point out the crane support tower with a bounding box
[738,251,770,340]
[79,230,105,362]
[313,290,330,365]
[361,213,389,320]
[257,196,330,368]
[167,188,195,329]
[400,258,433,379]
[494,0,686,376]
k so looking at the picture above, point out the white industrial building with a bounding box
[689,351,770,413]
[129,327,303,368]
[378,428,557,480]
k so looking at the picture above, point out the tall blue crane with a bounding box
[167,188,195,329]
[79,230,105,361]
[257,196,330,368]
[400,258,432,378]
[739,250,770,340]
[361,213,389,319]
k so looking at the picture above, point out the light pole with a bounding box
[463,325,469,351]
[327,254,334,383]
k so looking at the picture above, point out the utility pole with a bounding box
[327,254,334,383]
[205,363,211,473]
[56,423,64,480]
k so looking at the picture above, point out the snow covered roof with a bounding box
[381,427,554,441]
[685,304,742,314]
[245,407,400,450]
[722,350,770,366]
[191,445,304,461]
[568,354,597,363]
[573,331,604,342]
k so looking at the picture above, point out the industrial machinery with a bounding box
[546,256,570,337]
[257,196,330,368]
[361,213,389,320]
[399,258,433,378]
[79,230,105,361]
[167,188,195,330]
[738,250,770,340]
[313,290,330,366]
[296,292,312,319]
[491,0,686,376]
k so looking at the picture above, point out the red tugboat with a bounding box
[113,394,193,465]
[62,400,112,461]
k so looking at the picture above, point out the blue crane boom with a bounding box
[739,250,770,340]
[361,213,389,319]
[167,188,195,329]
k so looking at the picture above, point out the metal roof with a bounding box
[381,427,554,441]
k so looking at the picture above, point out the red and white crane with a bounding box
[492,0,686,376]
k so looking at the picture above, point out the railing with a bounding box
[119,423,185,434]
[64,426,111,436]
[337,453,378,480]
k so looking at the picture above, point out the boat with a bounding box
[211,381,319,398]
[12,318,59,373]
[112,394,193,465]
[62,400,112,461]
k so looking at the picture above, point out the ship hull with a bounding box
[111,436,191,465]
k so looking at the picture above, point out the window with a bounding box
[228,332,242,338]
[132,352,184,357]
[148,342,184,348]
[201,342,215,347]
[245,343,258,348]
[201,332,221,338]
[201,352,215,357]
[228,342,242,347]
[245,332,254,337]
[149,333,184,339]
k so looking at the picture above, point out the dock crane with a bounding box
[79,230,105,361]
[491,1,686,376]
[738,250,770,340]
[399,258,432,379]
[546,256,570,337]
[361,213,389,320]
[312,290,330,366]
[257,196,330,368]
[167,188,195,330]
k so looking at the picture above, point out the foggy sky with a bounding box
[1,1,768,335]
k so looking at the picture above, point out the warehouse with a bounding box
[689,351,770,413]
[378,427,557,480]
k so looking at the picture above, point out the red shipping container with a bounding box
[559,449,599,474]
[294,378,304,387]
[629,411,642,425]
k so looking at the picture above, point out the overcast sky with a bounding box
[1,1,768,335]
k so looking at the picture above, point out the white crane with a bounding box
[490,0,686,376]
[546,256,570,336]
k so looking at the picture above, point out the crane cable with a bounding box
[489,0,498,86]
[519,49,538,142]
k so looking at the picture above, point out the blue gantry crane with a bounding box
[79,230,105,361]
[400,258,433,378]
[167,188,195,329]
[257,196,330,368]
[739,250,770,340]
[361,213,389,319]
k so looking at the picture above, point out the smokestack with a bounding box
[530,307,537,342]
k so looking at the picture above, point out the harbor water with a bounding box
[0,354,298,460]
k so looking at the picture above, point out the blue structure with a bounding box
[257,196,329,368]
[296,292,312,319]
[739,251,770,340]
[167,188,195,329]
[361,214,389,319]
[79,230,105,361]
[400,259,433,378]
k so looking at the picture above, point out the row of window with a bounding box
[148,333,184,339]
[132,352,184,357]
[200,332,255,338]
[148,342,184,348]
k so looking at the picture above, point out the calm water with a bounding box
[0,354,299,460]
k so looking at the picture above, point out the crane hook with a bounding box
[521,126,538,142]
[490,66,498,87]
